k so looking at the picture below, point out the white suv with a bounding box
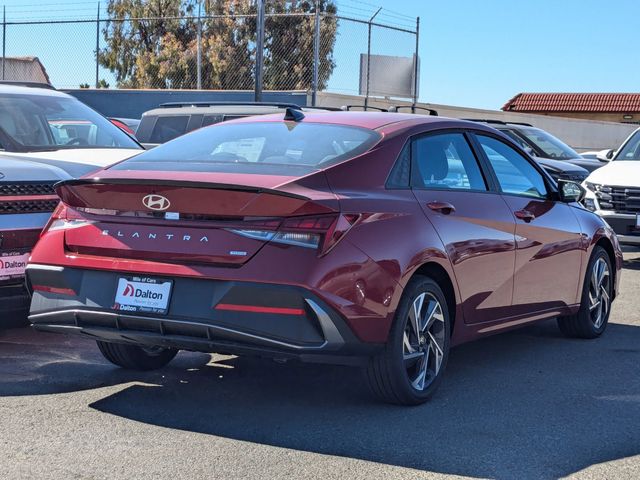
[583,127,640,245]
[0,83,142,177]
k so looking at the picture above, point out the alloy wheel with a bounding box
[403,292,446,391]
[589,257,611,329]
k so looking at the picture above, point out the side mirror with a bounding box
[558,179,586,203]
[596,148,614,162]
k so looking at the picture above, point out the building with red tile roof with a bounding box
[502,93,640,123]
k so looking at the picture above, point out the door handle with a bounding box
[514,209,535,222]
[427,201,456,215]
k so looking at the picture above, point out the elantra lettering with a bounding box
[101,230,209,242]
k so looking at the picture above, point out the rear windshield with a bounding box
[112,122,380,172]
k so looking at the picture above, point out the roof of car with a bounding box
[0,83,70,98]
[226,111,463,131]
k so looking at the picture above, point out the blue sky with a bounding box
[1,0,639,110]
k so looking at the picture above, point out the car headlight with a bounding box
[583,198,596,211]
[585,181,600,192]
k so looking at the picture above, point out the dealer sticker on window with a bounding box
[113,276,172,315]
[0,252,30,280]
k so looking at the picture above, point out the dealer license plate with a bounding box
[113,276,172,315]
[0,252,30,280]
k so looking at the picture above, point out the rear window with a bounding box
[148,115,190,144]
[113,122,380,172]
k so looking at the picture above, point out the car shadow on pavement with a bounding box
[65,319,640,480]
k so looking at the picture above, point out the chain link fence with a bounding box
[0,8,418,105]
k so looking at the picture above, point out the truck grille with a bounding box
[0,182,56,196]
[0,199,59,214]
[596,186,640,213]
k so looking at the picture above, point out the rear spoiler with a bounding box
[54,177,310,202]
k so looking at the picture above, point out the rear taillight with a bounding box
[228,214,359,254]
[41,203,94,236]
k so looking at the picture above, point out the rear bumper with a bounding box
[26,264,381,365]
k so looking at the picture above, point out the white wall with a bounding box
[315,92,638,152]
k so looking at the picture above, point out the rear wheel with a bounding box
[96,341,178,371]
[557,246,612,339]
[366,276,451,405]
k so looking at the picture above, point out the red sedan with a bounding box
[26,110,622,405]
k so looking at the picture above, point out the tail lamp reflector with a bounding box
[215,303,305,316]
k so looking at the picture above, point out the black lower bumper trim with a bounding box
[30,308,380,366]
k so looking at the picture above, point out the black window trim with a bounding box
[468,130,559,201]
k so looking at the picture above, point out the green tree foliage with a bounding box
[99,0,337,90]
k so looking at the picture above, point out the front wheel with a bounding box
[366,276,451,405]
[557,246,613,339]
[96,341,178,371]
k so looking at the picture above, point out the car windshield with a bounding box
[0,93,140,152]
[514,127,579,160]
[113,121,380,173]
[615,130,640,160]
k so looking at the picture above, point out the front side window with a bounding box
[0,93,139,152]
[411,133,487,191]
[616,130,640,160]
[477,135,548,199]
[113,122,380,172]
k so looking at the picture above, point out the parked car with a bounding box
[0,83,143,177]
[0,156,69,320]
[135,102,332,148]
[583,127,640,245]
[108,117,141,136]
[466,120,603,174]
[27,111,621,405]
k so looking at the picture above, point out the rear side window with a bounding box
[477,135,548,198]
[113,122,380,171]
[411,133,487,191]
[149,116,190,144]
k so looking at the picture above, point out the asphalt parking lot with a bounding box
[1,253,639,480]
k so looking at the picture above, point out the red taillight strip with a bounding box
[32,285,76,296]
[214,303,305,316]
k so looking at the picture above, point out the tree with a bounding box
[99,0,337,90]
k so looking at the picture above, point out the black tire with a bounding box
[96,341,178,371]
[557,246,613,339]
[366,276,451,405]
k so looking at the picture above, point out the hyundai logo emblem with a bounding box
[0,172,4,179]
[142,194,171,211]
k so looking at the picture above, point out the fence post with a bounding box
[95,2,100,88]
[364,7,381,110]
[311,1,320,106]
[412,16,419,110]
[254,0,265,102]
[196,0,202,89]
[2,6,6,81]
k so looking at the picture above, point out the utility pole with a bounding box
[412,16,420,111]
[197,0,202,89]
[95,2,100,88]
[364,7,381,110]
[254,0,265,102]
[311,0,320,106]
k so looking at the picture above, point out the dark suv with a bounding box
[469,120,603,174]
[136,102,331,148]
